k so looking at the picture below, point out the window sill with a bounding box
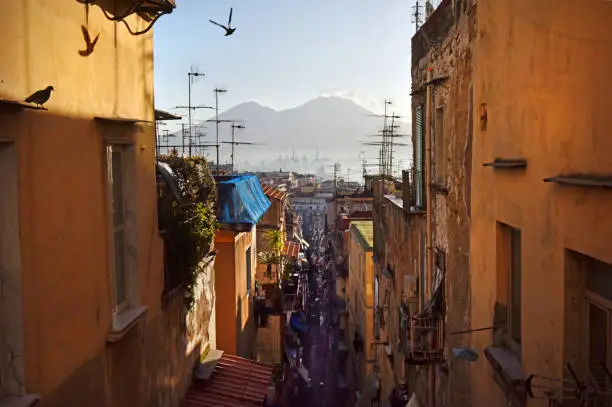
[0,395,41,407]
[484,346,525,405]
[106,306,148,343]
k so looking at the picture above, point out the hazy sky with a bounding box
[153,1,424,126]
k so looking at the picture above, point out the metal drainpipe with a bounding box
[425,66,436,407]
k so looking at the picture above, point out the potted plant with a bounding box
[257,251,280,280]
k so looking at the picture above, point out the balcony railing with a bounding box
[399,301,445,365]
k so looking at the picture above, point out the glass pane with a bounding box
[586,258,612,302]
[114,229,127,305]
[510,229,522,344]
[111,150,124,226]
[589,303,608,364]
[588,302,609,390]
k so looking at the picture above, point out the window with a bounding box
[509,228,522,345]
[585,257,612,389]
[414,104,426,209]
[0,143,25,397]
[496,223,522,347]
[434,106,446,184]
[106,144,136,314]
[246,246,252,294]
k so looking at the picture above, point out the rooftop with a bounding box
[351,221,373,251]
[260,183,287,201]
[182,352,273,407]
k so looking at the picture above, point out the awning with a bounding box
[354,373,380,407]
[156,162,182,202]
[182,352,273,407]
[285,241,300,259]
[297,236,310,248]
[155,109,182,121]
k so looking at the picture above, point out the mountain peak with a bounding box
[284,95,374,115]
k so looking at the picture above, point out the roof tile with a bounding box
[182,353,273,407]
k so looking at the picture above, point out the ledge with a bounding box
[94,116,152,124]
[543,175,612,189]
[484,346,525,405]
[410,76,450,95]
[0,395,41,407]
[483,159,527,169]
[431,182,449,194]
[106,306,148,343]
[0,99,47,112]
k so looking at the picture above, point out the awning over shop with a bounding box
[354,373,380,407]
[182,352,273,407]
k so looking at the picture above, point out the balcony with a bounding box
[404,315,445,365]
[399,295,445,365]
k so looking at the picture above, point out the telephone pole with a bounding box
[214,88,228,172]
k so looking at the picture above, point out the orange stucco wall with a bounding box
[0,2,215,406]
[214,227,257,359]
[470,2,612,406]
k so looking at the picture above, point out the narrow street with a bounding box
[282,261,345,407]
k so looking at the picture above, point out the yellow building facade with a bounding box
[0,2,216,407]
[347,221,375,398]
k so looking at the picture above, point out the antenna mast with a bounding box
[412,1,423,31]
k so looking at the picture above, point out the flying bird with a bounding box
[25,86,54,108]
[79,25,99,57]
[209,8,236,36]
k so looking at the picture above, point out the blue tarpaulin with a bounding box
[290,311,308,334]
[215,175,271,228]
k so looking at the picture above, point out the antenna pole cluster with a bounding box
[412,1,423,31]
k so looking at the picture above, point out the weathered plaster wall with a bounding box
[410,2,475,406]
[372,187,425,405]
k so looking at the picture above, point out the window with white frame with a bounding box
[106,144,136,314]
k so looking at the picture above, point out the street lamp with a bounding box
[88,0,176,36]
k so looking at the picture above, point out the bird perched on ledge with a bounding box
[25,86,54,108]
[209,8,236,36]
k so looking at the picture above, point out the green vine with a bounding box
[157,155,218,310]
